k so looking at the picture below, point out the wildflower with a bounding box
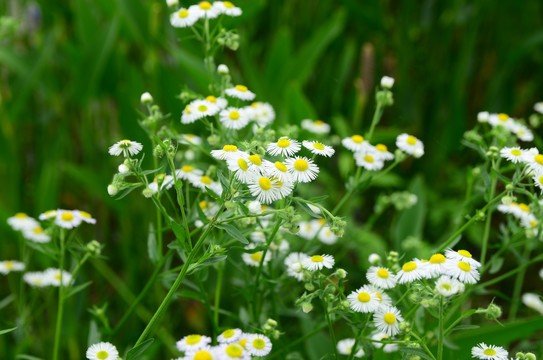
[242,244,271,267]
[373,306,404,336]
[190,175,222,195]
[39,210,57,221]
[342,135,369,152]
[107,185,118,196]
[369,253,381,265]
[140,92,153,104]
[0,260,25,275]
[301,119,331,134]
[477,111,489,122]
[337,338,365,357]
[371,333,398,352]
[247,102,275,127]
[318,226,338,245]
[366,266,397,289]
[78,211,97,224]
[526,153,543,174]
[166,0,179,7]
[247,200,262,214]
[535,102,543,114]
[500,147,529,163]
[176,334,212,352]
[192,99,221,119]
[284,156,319,183]
[86,342,119,360]
[7,213,39,231]
[444,249,481,268]
[267,138,301,157]
[189,1,220,19]
[302,254,335,271]
[227,156,257,183]
[176,165,203,181]
[297,220,319,240]
[183,347,220,360]
[373,144,395,161]
[55,210,83,229]
[225,85,256,101]
[263,161,292,183]
[533,174,543,193]
[435,275,461,297]
[245,334,272,356]
[217,64,229,74]
[148,174,175,194]
[246,154,271,174]
[512,123,534,142]
[211,144,245,160]
[217,343,249,359]
[23,271,49,288]
[380,76,395,89]
[22,225,51,243]
[217,328,243,344]
[488,113,515,130]
[396,260,426,284]
[108,140,143,157]
[247,175,284,204]
[367,285,393,308]
[181,104,199,124]
[214,1,242,16]
[179,133,203,145]
[302,140,335,157]
[444,260,480,284]
[205,95,228,109]
[471,343,509,360]
[396,133,424,158]
[220,107,250,130]
[522,293,543,315]
[347,285,381,313]
[424,253,452,278]
[354,150,385,171]
[45,268,73,287]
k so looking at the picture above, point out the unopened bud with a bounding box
[142,188,154,198]
[301,302,313,313]
[266,318,277,327]
[107,185,118,196]
[525,353,536,360]
[305,283,315,292]
[335,268,347,279]
[369,253,381,264]
[118,164,130,174]
[380,76,395,89]
[217,64,229,75]
[140,92,153,104]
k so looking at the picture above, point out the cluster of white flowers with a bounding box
[477,112,533,142]
[170,1,242,28]
[23,268,73,288]
[500,146,543,194]
[297,218,338,245]
[174,330,272,359]
[497,199,539,233]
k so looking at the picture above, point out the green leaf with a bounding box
[295,200,321,219]
[398,347,435,360]
[171,221,186,250]
[216,223,249,244]
[126,338,154,360]
[147,223,159,264]
[0,326,17,335]
[449,324,480,333]
[188,255,228,275]
[393,175,426,250]
[87,320,100,347]
[16,356,44,360]
[65,281,92,299]
[489,257,504,274]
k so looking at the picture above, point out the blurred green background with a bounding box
[2,0,543,358]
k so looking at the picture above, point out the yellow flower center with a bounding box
[250,252,263,262]
[535,154,543,165]
[377,269,389,278]
[154,174,165,183]
[178,9,189,18]
[259,177,272,190]
[33,227,44,234]
[96,351,109,360]
[223,329,235,338]
[357,292,371,303]
[294,159,309,171]
[79,211,91,218]
[318,218,326,226]
[15,213,27,218]
[384,313,396,325]
[376,144,388,152]
[458,261,471,272]
[199,201,208,210]
[194,350,212,360]
[511,149,522,156]
[402,261,417,272]
[200,176,212,185]
[406,136,417,145]
[441,284,451,290]
[375,292,382,301]
[224,1,234,8]
[313,143,325,150]
[186,334,202,345]
[61,212,74,221]
[311,255,324,262]
[275,162,287,172]
[225,344,242,357]
[182,165,194,172]
[315,120,324,125]
[206,95,217,103]
[54,273,61,280]
[484,349,497,356]
[223,145,238,152]
[253,338,266,349]
[249,154,262,166]
[518,203,530,212]
[457,249,472,258]
[497,113,509,122]
[5,261,13,270]
[277,139,290,148]
[199,1,212,10]
[540,176,543,184]
[229,111,240,120]
[430,254,445,264]
[239,339,247,349]
[238,158,249,171]
[185,106,192,114]
[198,105,208,112]
[235,85,248,92]
[364,155,374,163]
[351,135,364,143]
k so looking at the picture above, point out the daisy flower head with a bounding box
[55,209,82,229]
[396,133,424,158]
[77,210,96,224]
[0,260,25,275]
[211,144,244,160]
[366,266,397,289]
[225,85,256,101]
[477,111,490,123]
[527,152,543,174]
[45,268,72,287]
[213,1,242,16]
[471,343,509,360]
[205,95,228,109]
[342,135,369,152]
[22,225,51,243]
[272,177,294,199]
[284,156,319,183]
[367,285,393,308]
[247,175,284,204]
[302,254,335,271]
[263,161,292,183]
[512,123,534,142]
[522,293,543,315]
[354,150,385,171]
[7,213,39,231]
[108,140,143,157]
[176,334,212,352]
[533,174,543,193]
[227,155,257,184]
[297,220,319,240]
[86,342,119,360]
[488,113,514,130]
[217,343,250,359]
[190,99,221,118]
[247,200,262,214]
[39,210,57,221]
[170,7,198,28]
[396,259,426,284]
[176,165,203,181]
[181,104,200,124]
[301,119,331,134]
[247,102,275,127]
[444,249,481,268]
[444,260,480,284]
[217,328,243,344]
[284,252,310,281]
[189,1,220,19]
[266,138,301,157]
[373,306,404,336]
[500,147,528,164]
[337,338,365,357]
[302,140,335,157]
[184,347,220,360]
[318,226,339,245]
[373,144,395,161]
[347,285,381,313]
[535,102,543,114]
[246,154,271,174]
[220,107,250,130]
[23,271,50,288]
[179,134,203,146]
[245,333,272,356]
[148,174,175,194]
[435,275,461,297]
[190,175,222,196]
[242,244,271,267]
[380,76,395,89]
[425,253,452,278]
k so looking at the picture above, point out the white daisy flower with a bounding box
[396,260,426,284]
[22,225,51,243]
[435,275,461,297]
[444,260,480,284]
[176,334,212,352]
[367,285,393,308]
[297,220,319,240]
[217,343,250,359]
[444,249,481,268]
[191,99,221,118]
[380,76,395,89]
[23,271,50,288]
[245,333,272,356]
[55,210,82,229]
[176,165,203,181]
[213,1,242,16]
[477,111,489,122]
[45,268,72,287]
[374,306,404,336]
[267,138,301,157]
[354,150,385,171]
[272,177,294,199]
[227,156,258,184]
[247,201,262,214]
[366,266,397,289]
[148,174,175,194]
[0,260,25,275]
[371,332,396,350]
[500,147,529,163]
[508,202,532,222]
[38,210,57,221]
[488,113,514,130]
[512,123,534,142]
[302,254,335,271]
[220,107,250,130]
[108,140,143,157]
[342,135,370,152]
[337,338,365,357]
[247,175,284,204]
[77,210,96,224]
[205,95,228,109]
[302,140,335,157]
[318,226,338,245]
[284,156,319,183]
[217,328,243,344]
[424,253,452,278]
[7,213,39,231]
[369,253,381,265]
[170,7,198,28]
[301,119,331,134]
[225,85,256,101]
[181,104,201,124]
[242,244,271,267]
[246,154,271,174]
[522,293,543,315]
[184,347,220,360]
[284,252,309,281]
[86,342,119,360]
[189,1,220,19]
[217,64,229,74]
[396,133,424,158]
[247,102,275,127]
[535,102,543,114]
[347,285,381,313]
[211,144,246,160]
[471,343,509,360]
[178,134,203,146]
[262,161,292,183]
[533,174,543,194]
[373,144,395,161]
[526,152,543,174]
[190,175,222,195]
[166,0,179,8]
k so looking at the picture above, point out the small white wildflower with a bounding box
[380,76,394,89]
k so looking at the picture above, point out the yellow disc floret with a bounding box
[352,135,364,143]
[275,162,287,172]
[253,338,266,350]
[277,139,290,148]
[199,1,212,10]
[457,249,472,258]
[377,269,389,278]
[96,351,109,360]
[484,349,497,356]
[357,292,371,303]
[364,155,374,163]
[206,95,217,103]
[429,254,446,264]
[248,154,262,166]
[402,261,417,272]
[235,85,248,92]
[238,158,249,171]
[223,329,235,338]
[294,159,309,171]
[178,9,189,18]
[182,165,194,172]
[224,1,235,8]
[186,334,202,345]
[406,136,417,145]
[223,145,238,152]
[200,176,212,185]
[535,154,543,165]
[511,149,522,156]
[313,143,325,150]
[61,212,74,221]
[384,313,396,325]
[229,111,240,120]
[225,344,242,357]
[194,350,212,360]
[311,255,324,262]
[458,261,471,272]
[259,177,272,190]
[250,252,263,262]
[376,144,388,152]
[497,113,509,121]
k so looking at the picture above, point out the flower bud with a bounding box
[335,268,347,279]
[369,253,381,264]
[486,303,502,319]
[217,64,229,75]
[266,318,278,327]
[140,91,153,104]
[301,302,313,313]
[380,76,395,89]
[118,164,130,174]
[525,353,536,360]
[477,111,489,123]
[304,283,315,292]
[142,188,154,198]
[86,240,101,256]
[516,353,526,360]
[505,184,514,191]
[107,185,118,196]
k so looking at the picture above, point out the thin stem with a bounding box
[480,160,499,266]
[410,331,437,360]
[323,299,338,358]
[365,100,384,142]
[332,167,362,214]
[509,241,532,320]
[214,261,224,329]
[438,296,444,360]
[52,229,66,360]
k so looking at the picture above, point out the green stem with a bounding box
[322,299,338,358]
[410,331,437,360]
[332,167,362,214]
[52,229,66,360]
[480,162,498,267]
[438,296,444,360]
[509,241,533,320]
[214,261,224,329]
[365,101,384,142]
